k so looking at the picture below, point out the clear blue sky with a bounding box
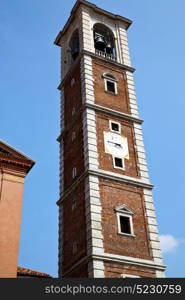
[1,0,185,278]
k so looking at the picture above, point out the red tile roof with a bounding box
[17,266,51,278]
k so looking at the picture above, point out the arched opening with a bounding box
[93,23,116,59]
[69,30,80,61]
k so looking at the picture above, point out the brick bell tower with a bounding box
[55,0,166,278]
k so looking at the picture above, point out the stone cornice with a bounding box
[86,103,143,124]
[57,169,153,206]
[0,140,35,174]
[54,0,132,46]
[57,104,143,142]
[60,252,166,277]
[57,50,135,91]
[83,50,135,73]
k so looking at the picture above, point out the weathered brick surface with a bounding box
[64,62,82,126]
[64,263,88,278]
[62,181,87,273]
[104,262,156,278]
[63,115,84,190]
[100,178,152,260]
[96,112,139,178]
[93,58,130,114]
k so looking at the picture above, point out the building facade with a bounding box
[0,140,35,278]
[55,0,166,278]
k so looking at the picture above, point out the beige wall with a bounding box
[0,172,24,278]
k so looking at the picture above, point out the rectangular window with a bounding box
[113,157,124,169]
[72,199,77,211]
[120,216,131,234]
[107,80,116,93]
[109,120,121,133]
[72,167,77,179]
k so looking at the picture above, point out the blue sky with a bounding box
[0,0,185,278]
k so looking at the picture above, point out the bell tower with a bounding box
[55,0,166,278]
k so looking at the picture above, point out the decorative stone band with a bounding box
[93,253,166,276]
[85,103,143,124]
[143,188,165,273]
[57,169,154,206]
[80,55,95,105]
[133,123,150,182]
[89,169,153,189]
[118,25,132,67]
[80,6,93,53]
[57,102,143,142]
[125,71,140,119]
[60,252,166,278]
[81,52,105,277]
[83,50,135,73]
[85,175,105,277]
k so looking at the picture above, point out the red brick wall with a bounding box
[63,116,84,190]
[93,59,130,114]
[96,112,139,178]
[62,181,87,274]
[100,178,152,260]
[64,263,88,278]
[104,262,156,278]
[64,62,82,126]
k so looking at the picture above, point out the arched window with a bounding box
[102,73,118,94]
[69,30,80,61]
[93,23,116,60]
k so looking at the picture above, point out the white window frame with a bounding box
[71,78,75,87]
[115,205,135,237]
[103,73,118,95]
[72,131,76,141]
[72,107,76,116]
[121,274,140,278]
[72,241,78,255]
[112,156,125,170]
[72,199,77,211]
[109,120,121,134]
[72,167,77,179]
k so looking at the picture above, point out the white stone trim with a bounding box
[90,168,153,187]
[155,270,166,278]
[94,253,165,271]
[125,71,140,119]
[85,175,105,277]
[81,55,95,105]
[118,25,131,66]
[81,52,105,277]
[121,274,140,278]
[143,189,164,267]
[88,259,105,278]
[80,7,94,52]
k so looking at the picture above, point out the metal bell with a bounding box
[106,42,113,55]
[72,47,79,60]
[95,36,106,52]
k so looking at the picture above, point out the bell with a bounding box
[72,47,79,60]
[95,36,106,52]
[106,42,113,55]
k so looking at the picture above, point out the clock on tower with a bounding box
[55,0,166,278]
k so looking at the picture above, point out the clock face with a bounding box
[104,132,129,159]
